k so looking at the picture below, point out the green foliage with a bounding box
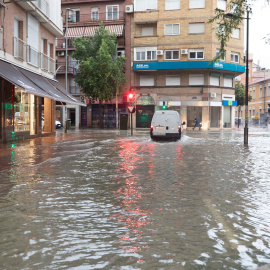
[235,82,252,105]
[208,0,248,61]
[72,23,127,104]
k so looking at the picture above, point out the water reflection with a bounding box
[0,131,270,269]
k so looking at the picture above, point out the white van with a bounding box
[150,110,185,140]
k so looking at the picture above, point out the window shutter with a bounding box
[135,0,145,11]
[210,76,219,86]
[140,76,154,86]
[189,0,205,9]
[147,0,157,10]
[189,74,204,85]
[189,23,205,34]
[165,0,180,10]
[166,76,180,86]
[231,28,240,39]
[28,14,39,50]
[224,77,233,87]
[141,27,154,36]
[217,0,226,10]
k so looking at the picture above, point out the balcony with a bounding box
[14,37,55,74]
[33,0,50,18]
[56,60,79,74]
[63,11,125,26]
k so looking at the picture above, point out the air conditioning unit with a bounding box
[125,5,134,13]
[181,49,188,55]
[157,50,163,56]
[117,50,125,57]
[57,51,65,57]
[210,93,216,98]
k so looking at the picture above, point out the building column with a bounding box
[181,106,187,129]
[202,106,210,130]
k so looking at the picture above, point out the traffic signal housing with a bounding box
[162,101,167,109]
[127,92,135,102]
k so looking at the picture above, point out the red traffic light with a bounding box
[127,92,135,102]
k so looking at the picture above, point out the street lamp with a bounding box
[65,8,71,93]
[261,68,266,115]
[225,9,250,145]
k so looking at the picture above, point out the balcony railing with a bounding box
[33,0,50,18]
[63,11,124,25]
[14,37,55,74]
[14,37,26,60]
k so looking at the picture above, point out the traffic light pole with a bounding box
[130,113,133,136]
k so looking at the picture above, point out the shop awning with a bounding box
[17,67,81,105]
[48,79,86,107]
[66,27,85,38]
[83,24,124,37]
[0,60,53,99]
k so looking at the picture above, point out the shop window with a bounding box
[187,106,202,127]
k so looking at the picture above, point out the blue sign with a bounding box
[222,100,237,106]
[134,61,245,73]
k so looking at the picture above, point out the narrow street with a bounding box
[0,129,270,269]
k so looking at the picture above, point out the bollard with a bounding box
[65,119,68,133]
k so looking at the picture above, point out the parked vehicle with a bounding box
[42,115,62,130]
[150,110,185,140]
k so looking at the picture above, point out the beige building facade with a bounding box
[128,0,245,129]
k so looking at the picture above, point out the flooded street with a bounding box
[0,129,270,270]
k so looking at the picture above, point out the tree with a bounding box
[72,23,127,127]
[208,0,249,61]
[235,82,252,105]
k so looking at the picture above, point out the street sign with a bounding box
[128,106,135,113]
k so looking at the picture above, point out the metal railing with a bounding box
[33,0,50,17]
[14,37,26,60]
[14,37,55,74]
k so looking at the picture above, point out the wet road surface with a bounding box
[0,129,270,269]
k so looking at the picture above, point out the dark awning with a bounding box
[0,60,53,99]
[17,67,73,104]
[48,79,86,107]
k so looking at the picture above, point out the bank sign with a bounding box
[222,100,237,106]
[134,61,245,73]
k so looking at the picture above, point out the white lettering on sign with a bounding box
[135,64,149,69]
[214,63,223,69]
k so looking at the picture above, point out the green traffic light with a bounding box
[162,105,166,109]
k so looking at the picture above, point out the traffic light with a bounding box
[162,101,167,109]
[127,92,135,102]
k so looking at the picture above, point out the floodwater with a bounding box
[0,129,270,270]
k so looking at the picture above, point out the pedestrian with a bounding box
[193,116,201,130]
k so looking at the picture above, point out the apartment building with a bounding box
[129,0,245,129]
[57,0,131,128]
[0,0,82,143]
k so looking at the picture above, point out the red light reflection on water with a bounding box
[110,139,157,261]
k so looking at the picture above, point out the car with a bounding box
[41,115,62,130]
[150,110,185,140]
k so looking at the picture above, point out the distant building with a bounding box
[0,0,82,143]
[57,0,131,128]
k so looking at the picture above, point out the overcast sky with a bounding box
[248,0,270,68]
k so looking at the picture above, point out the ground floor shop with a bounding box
[0,60,83,143]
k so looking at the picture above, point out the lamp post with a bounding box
[225,10,250,145]
[65,8,70,93]
[261,68,266,115]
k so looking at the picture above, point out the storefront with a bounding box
[0,60,84,143]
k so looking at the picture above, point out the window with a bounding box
[231,28,240,39]
[216,49,225,61]
[260,85,262,98]
[0,28,3,50]
[164,24,180,35]
[166,75,180,86]
[134,0,157,11]
[216,24,225,36]
[140,76,154,86]
[189,48,204,59]
[91,7,99,21]
[253,88,256,99]
[217,0,226,10]
[165,50,179,60]
[231,52,239,63]
[69,78,81,95]
[189,0,205,9]
[141,27,154,36]
[135,47,157,61]
[210,76,220,86]
[165,0,180,10]
[268,84,270,96]
[106,5,119,20]
[189,23,205,34]
[224,77,233,87]
[189,74,204,85]
[69,9,80,23]
[27,14,39,67]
